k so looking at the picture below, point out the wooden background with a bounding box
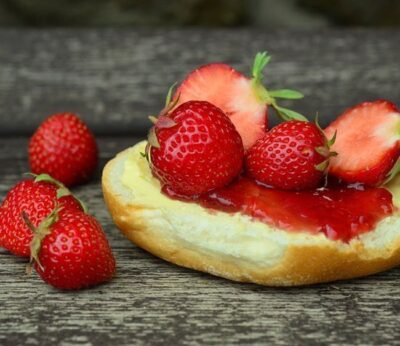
[0,29,400,345]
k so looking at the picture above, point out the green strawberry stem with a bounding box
[22,207,60,273]
[251,52,308,122]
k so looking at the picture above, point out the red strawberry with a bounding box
[23,208,115,290]
[325,100,400,186]
[246,120,335,190]
[0,174,84,257]
[147,100,244,197]
[29,113,98,187]
[173,52,306,150]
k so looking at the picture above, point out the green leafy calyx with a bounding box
[28,173,88,213]
[251,51,307,122]
[146,84,180,153]
[22,206,60,273]
[165,82,178,108]
[313,115,338,173]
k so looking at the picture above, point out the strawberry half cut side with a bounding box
[173,63,267,150]
[325,100,400,186]
[172,53,305,150]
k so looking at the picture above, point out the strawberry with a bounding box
[0,174,84,257]
[147,100,244,197]
[29,113,98,187]
[246,120,335,190]
[173,52,306,150]
[325,100,400,186]
[23,208,115,290]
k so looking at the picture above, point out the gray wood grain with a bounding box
[1,28,400,346]
[0,29,399,136]
[1,137,400,346]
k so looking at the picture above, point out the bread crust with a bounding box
[102,147,400,286]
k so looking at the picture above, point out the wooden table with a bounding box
[0,29,399,345]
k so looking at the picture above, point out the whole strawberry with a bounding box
[246,120,335,190]
[0,174,84,257]
[148,100,244,196]
[24,208,116,290]
[29,113,98,187]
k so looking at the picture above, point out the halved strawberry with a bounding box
[325,100,400,186]
[173,53,305,150]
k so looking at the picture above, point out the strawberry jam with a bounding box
[163,177,394,242]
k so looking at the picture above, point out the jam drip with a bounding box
[163,177,394,242]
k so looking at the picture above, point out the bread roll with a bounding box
[102,141,400,286]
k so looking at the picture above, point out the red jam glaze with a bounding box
[163,177,394,242]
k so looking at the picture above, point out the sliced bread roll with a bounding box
[102,141,400,286]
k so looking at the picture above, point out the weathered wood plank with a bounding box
[1,137,400,345]
[0,29,399,136]
[1,28,400,345]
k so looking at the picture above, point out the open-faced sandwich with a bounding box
[103,53,400,286]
